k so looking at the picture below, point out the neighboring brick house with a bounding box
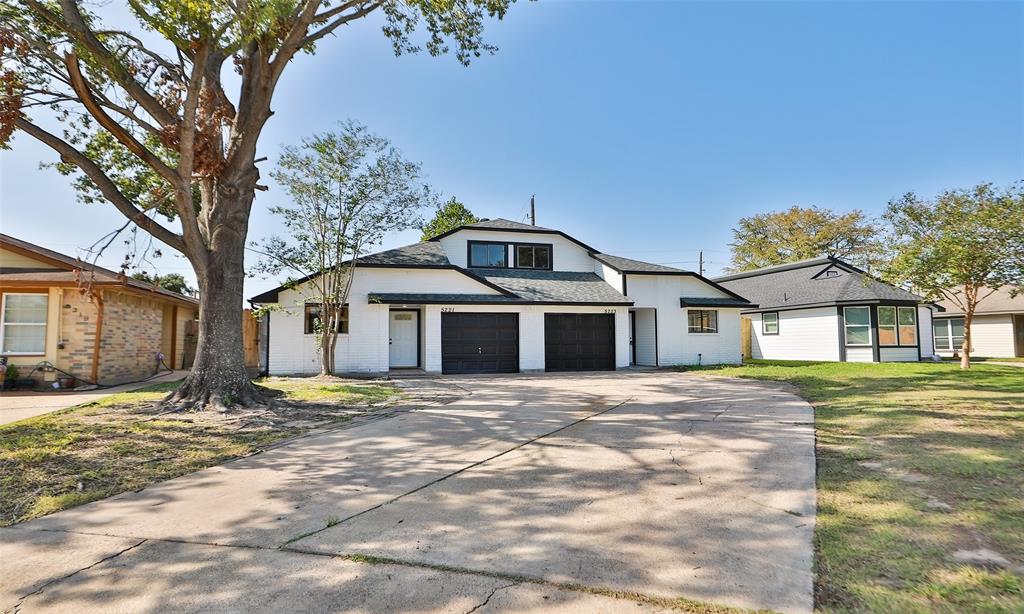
[0,234,198,386]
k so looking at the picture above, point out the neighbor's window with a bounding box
[688,309,718,334]
[515,244,551,269]
[877,306,898,345]
[304,303,348,335]
[897,307,917,345]
[932,318,964,352]
[843,306,871,346]
[469,242,507,268]
[1,293,48,355]
[762,312,779,335]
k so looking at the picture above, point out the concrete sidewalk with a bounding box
[1,372,816,613]
[0,370,188,425]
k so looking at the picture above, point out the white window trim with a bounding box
[933,317,965,352]
[762,312,779,335]
[1,292,49,356]
[843,306,872,347]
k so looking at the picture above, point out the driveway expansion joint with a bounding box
[278,394,636,548]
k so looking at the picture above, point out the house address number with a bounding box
[604,309,617,314]
[441,307,456,312]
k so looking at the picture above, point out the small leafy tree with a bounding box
[131,271,196,296]
[1,0,517,410]
[420,197,478,240]
[251,122,431,375]
[728,206,881,272]
[881,182,1024,369]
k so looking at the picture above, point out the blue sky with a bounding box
[1,0,1022,299]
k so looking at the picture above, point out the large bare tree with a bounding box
[0,0,515,409]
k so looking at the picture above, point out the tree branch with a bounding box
[16,117,186,253]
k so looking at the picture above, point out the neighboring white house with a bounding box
[714,257,939,363]
[932,286,1024,358]
[251,218,754,375]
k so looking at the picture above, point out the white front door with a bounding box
[389,310,419,368]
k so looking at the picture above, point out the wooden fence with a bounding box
[242,309,261,375]
[740,316,752,360]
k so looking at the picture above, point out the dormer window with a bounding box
[469,242,507,268]
[515,244,552,270]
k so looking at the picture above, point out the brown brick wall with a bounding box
[56,289,100,382]
[96,291,164,385]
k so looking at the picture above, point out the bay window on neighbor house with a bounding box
[304,303,349,335]
[843,306,871,346]
[933,317,965,352]
[688,309,718,334]
[762,312,779,335]
[0,293,48,355]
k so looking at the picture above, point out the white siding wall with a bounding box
[879,347,918,362]
[595,262,623,293]
[633,309,657,366]
[438,230,595,271]
[748,307,841,361]
[846,347,874,362]
[267,268,500,374]
[625,275,742,365]
[918,306,935,359]
[934,314,1017,357]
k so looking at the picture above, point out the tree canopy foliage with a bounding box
[420,197,478,240]
[728,206,881,272]
[0,0,516,409]
[131,271,196,296]
[880,182,1024,368]
[251,121,430,374]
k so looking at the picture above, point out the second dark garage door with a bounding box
[545,313,615,372]
[441,313,519,374]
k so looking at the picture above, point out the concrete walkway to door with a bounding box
[1,371,816,613]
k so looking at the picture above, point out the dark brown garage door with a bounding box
[545,313,615,372]
[441,313,519,374]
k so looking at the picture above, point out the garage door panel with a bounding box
[442,313,519,374]
[545,314,615,372]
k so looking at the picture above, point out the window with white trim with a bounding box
[843,306,871,346]
[933,318,964,352]
[687,309,718,334]
[1,293,48,355]
[762,312,779,335]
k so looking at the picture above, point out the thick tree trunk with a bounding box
[320,329,332,377]
[166,224,262,410]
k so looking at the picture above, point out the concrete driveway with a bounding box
[1,372,816,613]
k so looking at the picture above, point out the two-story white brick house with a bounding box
[250,219,754,375]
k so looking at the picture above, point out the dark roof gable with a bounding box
[713,257,925,312]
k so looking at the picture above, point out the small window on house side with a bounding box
[1,293,48,355]
[897,306,917,345]
[687,309,718,334]
[762,312,779,335]
[515,244,551,269]
[877,306,898,346]
[825,270,839,278]
[304,304,348,335]
[843,306,871,346]
[469,242,507,268]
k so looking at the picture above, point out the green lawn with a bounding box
[687,360,1023,613]
[0,377,398,526]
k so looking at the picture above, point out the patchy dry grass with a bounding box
[684,360,1024,613]
[0,377,399,526]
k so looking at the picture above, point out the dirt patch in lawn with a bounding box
[0,376,416,527]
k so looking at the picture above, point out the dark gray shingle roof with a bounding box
[476,269,632,304]
[680,297,757,308]
[592,253,689,274]
[714,258,925,311]
[357,241,450,266]
[368,293,517,304]
[465,218,558,233]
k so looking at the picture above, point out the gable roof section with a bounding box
[0,233,198,307]
[426,218,600,253]
[713,257,925,312]
[935,286,1024,316]
[249,241,515,303]
[476,269,632,304]
[591,253,687,274]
